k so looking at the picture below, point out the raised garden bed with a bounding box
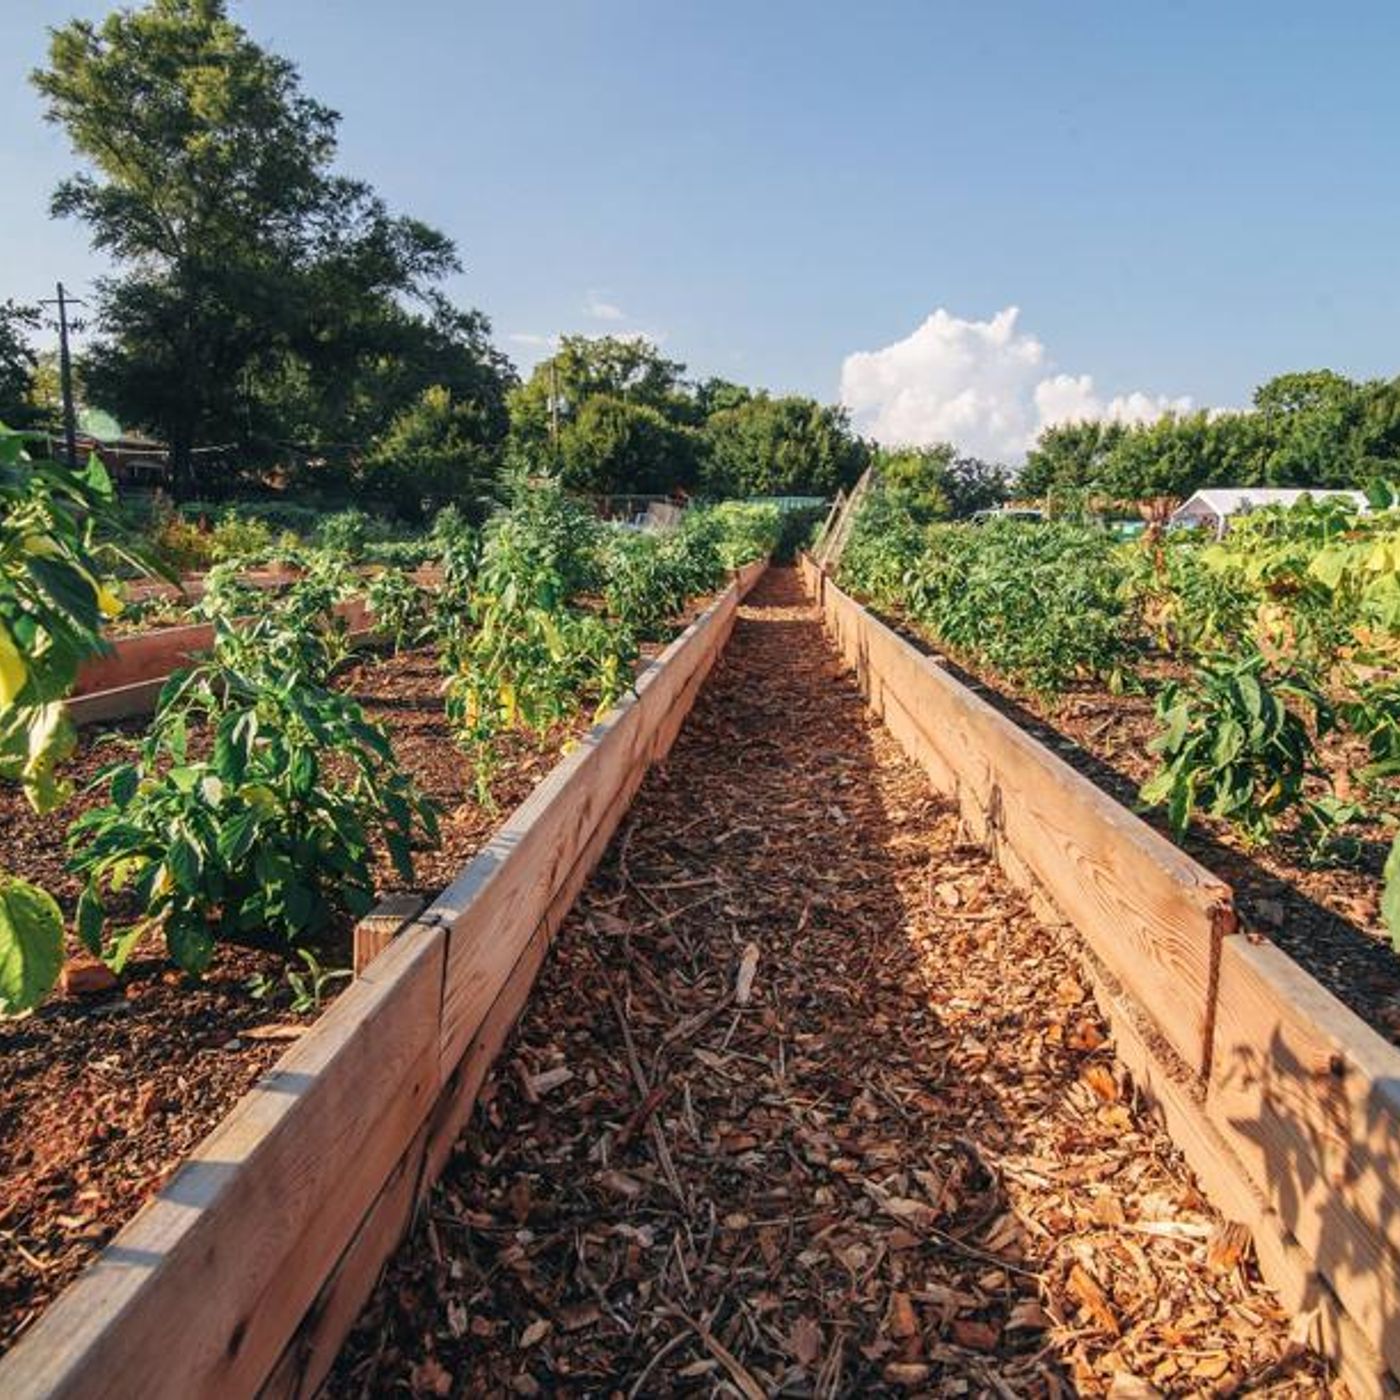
[801,555,1400,1394]
[0,561,766,1397]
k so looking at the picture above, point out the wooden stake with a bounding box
[353,892,427,975]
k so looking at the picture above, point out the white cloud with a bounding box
[839,306,1191,461]
[508,332,558,348]
[584,291,626,322]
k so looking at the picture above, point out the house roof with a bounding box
[1172,487,1369,520]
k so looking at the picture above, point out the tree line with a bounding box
[2,0,868,518]
[1020,369,1400,504]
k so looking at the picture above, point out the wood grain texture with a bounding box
[258,1118,431,1400]
[809,571,1230,1076]
[0,566,764,1400]
[74,622,215,696]
[0,928,445,1400]
[1085,950,1396,1398]
[1209,935,1400,1379]
[353,892,428,976]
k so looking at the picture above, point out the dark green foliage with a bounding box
[69,616,438,974]
[700,394,868,498]
[0,303,41,426]
[873,445,1009,522]
[33,0,508,493]
[558,395,701,495]
[1019,370,1400,504]
[1140,651,1332,845]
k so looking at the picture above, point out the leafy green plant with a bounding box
[366,567,428,652]
[1341,675,1400,795]
[440,484,628,800]
[1140,650,1333,844]
[69,638,439,975]
[845,514,1135,696]
[247,947,351,1014]
[0,427,167,1012]
[209,510,276,563]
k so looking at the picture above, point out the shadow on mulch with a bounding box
[327,568,1319,1397]
[865,602,1400,1050]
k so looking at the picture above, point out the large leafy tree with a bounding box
[700,393,868,498]
[364,383,504,521]
[556,395,700,495]
[1020,370,1400,505]
[0,302,40,427]
[877,445,1009,520]
[33,0,475,494]
[509,336,688,455]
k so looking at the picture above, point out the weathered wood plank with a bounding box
[353,892,428,976]
[0,928,445,1400]
[258,1118,431,1400]
[74,622,215,696]
[432,585,741,1071]
[810,573,1228,1075]
[1086,950,1395,1399]
[1209,935,1400,1379]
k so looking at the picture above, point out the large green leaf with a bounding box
[0,872,65,1014]
[1384,835,1400,951]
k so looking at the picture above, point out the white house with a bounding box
[1169,487,1370,538]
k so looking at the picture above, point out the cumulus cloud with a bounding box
[840,306,1191,461]
[508,332,558,349]
[585,291,626,322]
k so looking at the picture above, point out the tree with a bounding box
[1253,369,1357,419]
[364,385,503,521]
[0,302,39,426]
[873,445,1009,521]
[557,395,700,495]
[1017,421,1128,498]
[700,394,868,498]
[34,0,465,494]
[509,335,688,457]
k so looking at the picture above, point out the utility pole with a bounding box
[40,282,85,467]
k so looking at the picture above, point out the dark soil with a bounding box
[329,570,1325,1397]
[869,615,1400,1050]
[0,606,703,1354]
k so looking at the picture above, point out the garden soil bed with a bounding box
[0,604,710,1355]
[863,604,1400,1053]
[330,570,1325,1397]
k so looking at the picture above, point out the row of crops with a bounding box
[839,485,1400,945]
[0,430,782,1015]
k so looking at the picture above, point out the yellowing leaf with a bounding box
[0,625,28,709]
[96,582,124,618]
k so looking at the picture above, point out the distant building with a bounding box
[1169,487,1370,538]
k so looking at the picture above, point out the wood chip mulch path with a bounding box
[330,568,1331,1398]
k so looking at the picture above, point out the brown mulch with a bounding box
[0,647,580,1353]
[330,569,1328,1397]
[872,626,1400,1050]
[0,601,714,1355]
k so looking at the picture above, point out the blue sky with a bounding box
[4,1,1400,458]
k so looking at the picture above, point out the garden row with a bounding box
[1,443,782,1016]
[838,488,1400,1033]
[802,553,1400,1393]
[0,552,766,1396]
[0,441,781,1360]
